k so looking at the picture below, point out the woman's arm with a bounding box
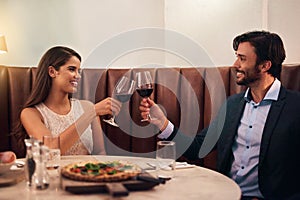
[91,117,106,155]
[80,100,106,155]
[21,107,82,154]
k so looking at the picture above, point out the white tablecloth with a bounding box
[1,155,241,200]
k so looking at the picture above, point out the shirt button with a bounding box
[254,105,258,108]
[241,166,244,169]
[246,146,250,149]
[249,125,252,128]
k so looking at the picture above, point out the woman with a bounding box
[20,46,121,155]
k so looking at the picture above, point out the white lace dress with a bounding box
[35,99,93,155]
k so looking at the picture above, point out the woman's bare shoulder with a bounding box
[21,107,43,120]
[79,99,94,107]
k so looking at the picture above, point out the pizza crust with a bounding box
[61,161,141,182]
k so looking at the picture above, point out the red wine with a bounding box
[136,88,153,97]
[115,93,132,102]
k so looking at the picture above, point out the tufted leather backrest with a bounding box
[0,65,299,170]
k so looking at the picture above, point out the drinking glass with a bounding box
[136,71,156,121]
[43,135,61,176]
[103,76,135,127]
[156,141,176,180]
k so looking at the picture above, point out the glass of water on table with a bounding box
[43,135,61,176]
[156,141,176,180]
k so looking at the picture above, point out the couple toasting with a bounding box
[19,30,300,199]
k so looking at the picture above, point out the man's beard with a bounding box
[236,64,261,86]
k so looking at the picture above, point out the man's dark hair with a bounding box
[233,30,286,79]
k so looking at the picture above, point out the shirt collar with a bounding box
[244,78,281,102]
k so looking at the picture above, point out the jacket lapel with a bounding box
[228,97,246,143]
[218,96,246,173]
[259,87,287,165]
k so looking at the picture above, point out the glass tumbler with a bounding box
[156,141,176,180]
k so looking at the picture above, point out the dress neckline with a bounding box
[41,99,74,116]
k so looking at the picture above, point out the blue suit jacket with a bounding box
[170,86,300,199]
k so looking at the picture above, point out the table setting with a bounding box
[0,140,241,200]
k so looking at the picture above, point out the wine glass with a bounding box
[103,76,135,127]
[136,71,156,122]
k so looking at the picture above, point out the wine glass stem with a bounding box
[111,115,116,121]
[141,113,151,122]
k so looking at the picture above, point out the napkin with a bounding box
[174,162,196,169]
[147,162,195,169]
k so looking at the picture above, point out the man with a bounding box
[139,31,300,199]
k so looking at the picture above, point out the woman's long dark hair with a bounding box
[13,46,81,157]
[25,46,81,108]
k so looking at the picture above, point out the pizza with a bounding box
[61,160,141,182]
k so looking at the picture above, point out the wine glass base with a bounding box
[103,118,119,127]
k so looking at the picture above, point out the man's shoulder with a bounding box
[280,87,300,101]
[282,89,300,110]
[285,88,300,97]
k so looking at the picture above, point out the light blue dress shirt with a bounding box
[229,79,281,198]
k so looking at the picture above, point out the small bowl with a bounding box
[0,151,16,174]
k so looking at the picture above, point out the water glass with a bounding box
[42,135,61,176]
[156,141,176,179]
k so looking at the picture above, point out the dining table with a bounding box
[0,155,241,200]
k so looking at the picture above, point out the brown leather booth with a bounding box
[0,65,299,170]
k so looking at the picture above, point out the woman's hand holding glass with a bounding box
[102,76,135,127]
[95,97,122,117]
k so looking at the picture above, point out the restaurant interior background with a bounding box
[0,0,299,68]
